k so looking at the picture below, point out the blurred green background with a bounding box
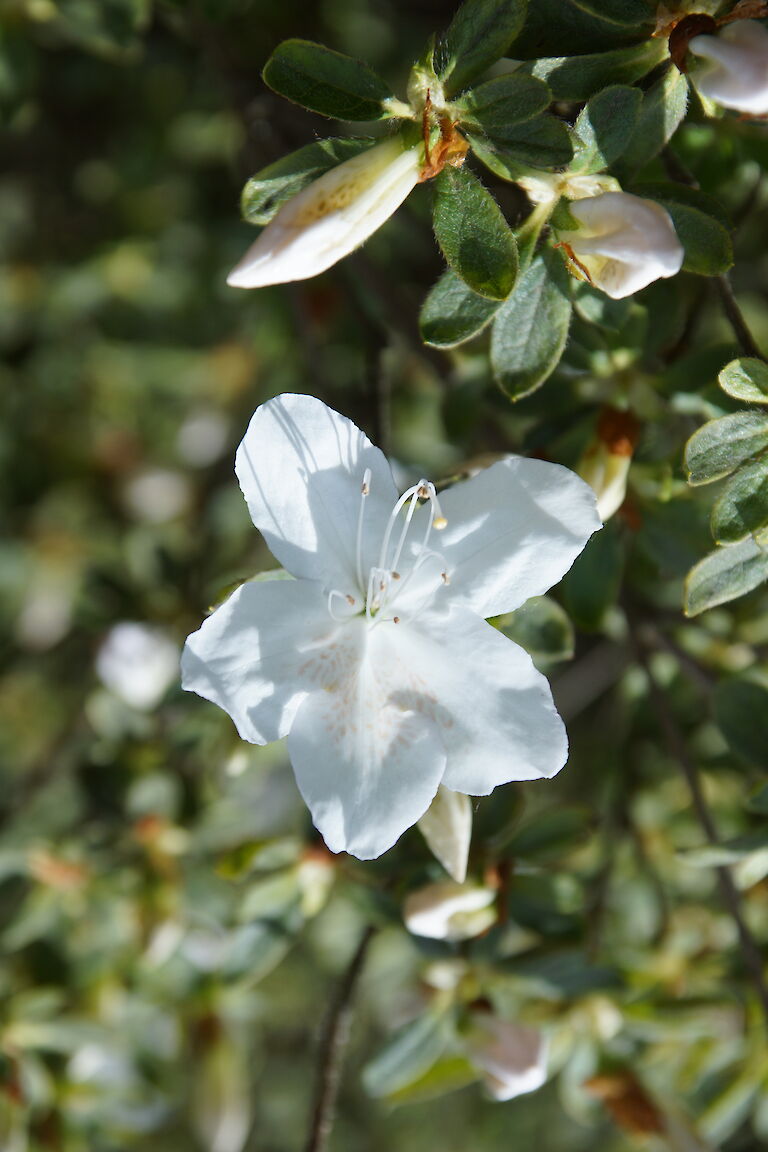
[2,1,768,1149]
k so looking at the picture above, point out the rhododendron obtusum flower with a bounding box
[182,394,600,859]
[688,20,768,115]
[556,191,684,300]
[464,1012,548,1101]
[227,137,422,288]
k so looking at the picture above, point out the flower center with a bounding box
[327,469,448,625]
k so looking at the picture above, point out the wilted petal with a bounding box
[227,138,422,288]
[427,456,600,619]
[465,1013,548,1101]
[182,577,337,744]
[418,785,473,882]
[689,21,768,115]
[287,618,446,859]
[397,604,568,795]
[235,393,397,591]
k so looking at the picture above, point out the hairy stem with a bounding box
[304,925,376,1152]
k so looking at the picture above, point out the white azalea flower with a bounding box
[556,191,684,300]
[403,880,496,941]
[464,1012,548,1101]
[97,622,180,711]
[688,20,768,115]
[182,394,600,860]
[227,137,422,288]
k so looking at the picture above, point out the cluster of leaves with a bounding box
[1,0,768,1149]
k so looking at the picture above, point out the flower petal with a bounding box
[287,618,446,859]
[432,456,601,618]
[465,1015,548,1101]
[396,604,568,795]
[227,139,421,288]
[235,393,398,591]
[689,21,768,116]
[181,576,336,744]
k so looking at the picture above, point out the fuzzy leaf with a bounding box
[719,357,768,405]
[455,72,551,131]
[712,459,768,544]
[419,269,501,347]
[615,67,689,176]
[468,113,573,170]
[685,533,768,615]
[685,413,768,486]
[263,39,394,121]
[525,39,665,101]
[571,84,642,173]
[436,0,528,96]
[432,166,517,300]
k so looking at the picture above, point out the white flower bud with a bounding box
[227,138,422,288]
[556,191,684,300]
[464,1012,548,1101]
[689,20,768,115]
[403,881,496,941]
[96,622,179,711]
[576,408,640,522]
[417,785,472,882]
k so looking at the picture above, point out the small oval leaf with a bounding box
[685,413,768,486]
[263,39,394,121]
[420,269,502,348]
[432,165,518,300]
[719,357,768,405]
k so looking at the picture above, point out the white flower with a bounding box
[688,20,768,115]
[182,394,600,859]
[464,1012,548,1101]
[97,622,180,711]
[227,138,422,288]
[556,191,684,300]
[403,880,496,941]
[418,785,473,882]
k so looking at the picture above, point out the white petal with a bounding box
[227,139,421,288]
[235,393,398,591]
[403,881,496,941]
[465,1015,548,1101]
[560,192,684,300]
[396,605,568,795]
[287,617,446,859]
[181,577,336,744]
[428,456,600,618]
[689,21,768,115]
[418,786,473,882]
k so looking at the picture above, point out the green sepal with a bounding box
[262,39,395,121]
[432,165,518,301]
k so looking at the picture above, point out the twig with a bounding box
[634,640,768,1026]
[304,925,376,1152]
[715,274,764,360]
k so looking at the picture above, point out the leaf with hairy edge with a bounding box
[432,166,518,300]
[241,138,376,226]
[719,357,768,405]
[614,67,689,178]
[420,269,502,348]
[491,247,571,400]
[455,73,551,131]
[712,459,768,544]
[436,0,528,96]
[685,532,768,615]
[524,40,665,101]
[685,413,768,486]
[571,85,642,173]
[263,39,395,121]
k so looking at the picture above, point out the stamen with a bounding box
[377,482,423,572]
[355,467,372,592]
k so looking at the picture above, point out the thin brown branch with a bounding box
[715,274,764,361]
[634,639,768,1026]
[304,925,376,1152]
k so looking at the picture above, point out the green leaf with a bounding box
[685,413,768,486]
[467,114,573,171]
[432,166,518,300]
[712,459,768,544]
[497,595,575,664]
[525,40,665,101]
[490,247,572,399]
[560,520,623,631]
[262,39,394,121]
[436,0,528,97]
[362,1013,453,1098]
[571,85,642,174]
[241,138,375,226]
[505,806,592,861]
[387,1055,479,1105]
[719,357,768,405]
[419,269,501,348]
[614,66,689,177]
[714,678,768,769]
[634,182,733,277]
[569,0,655,23]
[454,73,551,131]
[513,0,652,57]
[685,532,768,615]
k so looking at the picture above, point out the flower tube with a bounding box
[688,20,768,115]
[556,191,684,300]
[227,137,422,288]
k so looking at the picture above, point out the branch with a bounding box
[634,638,768,1027]
[715,274,764,361]
[303,925,376,1152]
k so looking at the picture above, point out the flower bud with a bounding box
[688,20,768,115]
[577,408,640,522]
[403,881,496,941]
[464,1011,548,1101]
[227,137,422,288]
[556,191,684,300]
[417,785,472,882]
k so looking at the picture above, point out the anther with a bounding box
[417,483,430,499]
[441,571,450,584]
[361,467,371,496]
[392,571,401,580]
[393,616,400,624]
[433,516,447,531]
[346,594,355,606]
